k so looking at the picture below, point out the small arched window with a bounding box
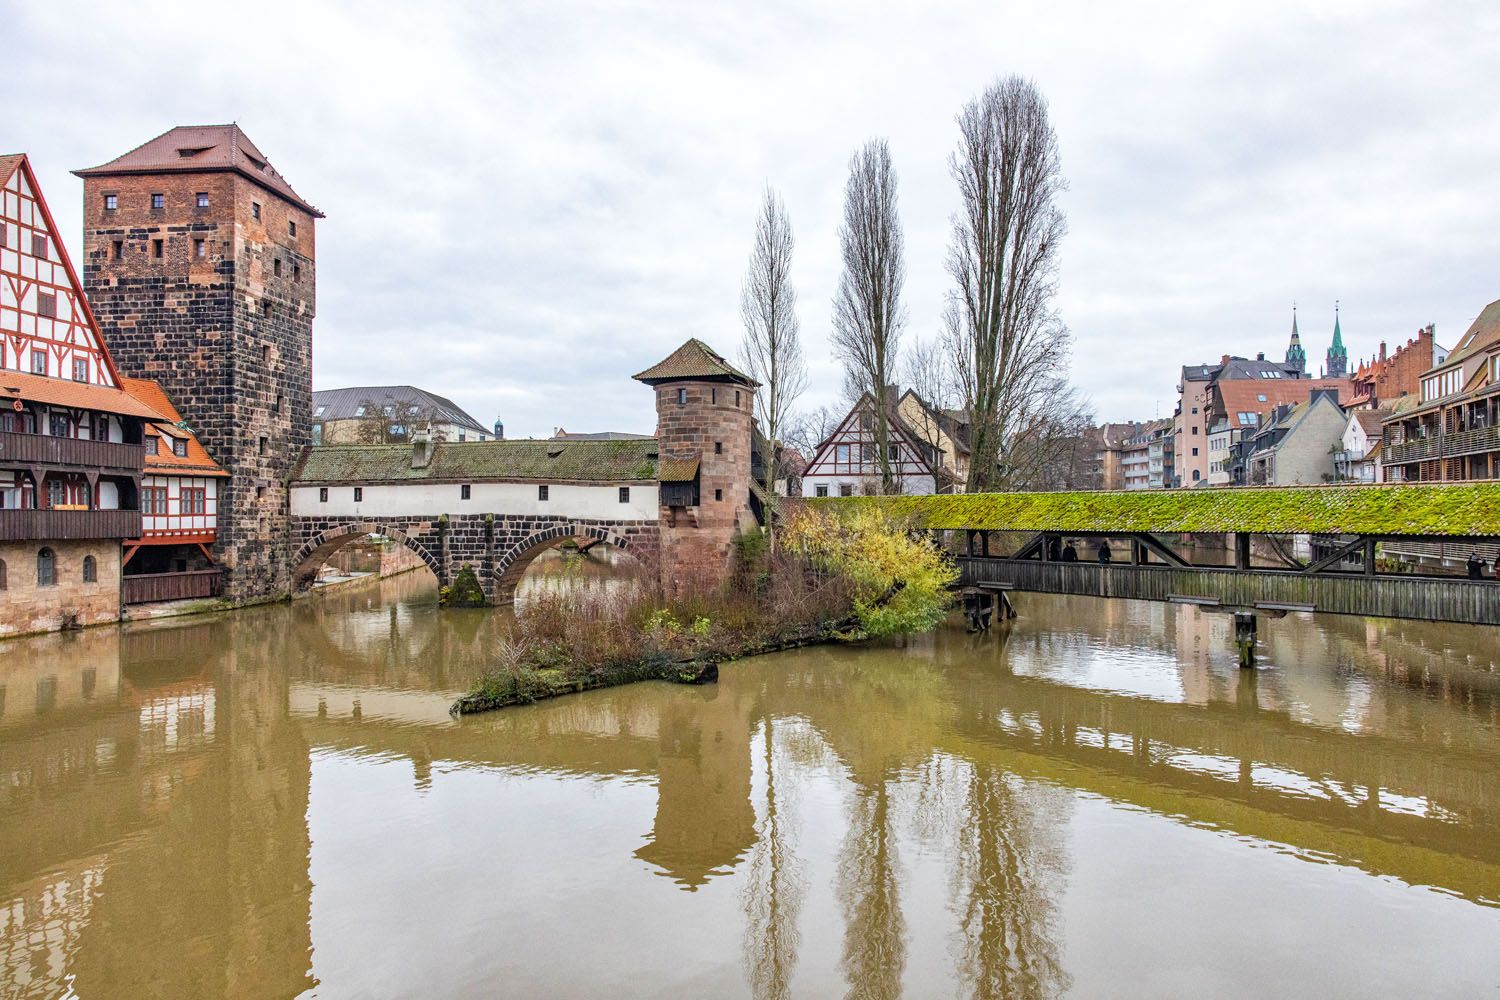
[37,547,55,587]
[83,555,97,583]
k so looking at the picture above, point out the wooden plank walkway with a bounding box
[956,557,1500,625]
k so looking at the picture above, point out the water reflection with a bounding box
[1,574,1498,998]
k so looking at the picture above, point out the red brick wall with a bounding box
[652,379,756,593]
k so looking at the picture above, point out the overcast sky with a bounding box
[9,0,1498,436]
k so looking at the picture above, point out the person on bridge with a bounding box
[1097,541,1112,564]
[1047,537,1062,562]
[1467,550,1485,580]
[1061,541,1078,562]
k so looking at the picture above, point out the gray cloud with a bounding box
[9,0,1497,433]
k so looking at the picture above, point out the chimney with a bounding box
[1379,341,1387,361]
[1256,352,1265,361]
[411,428,435,469]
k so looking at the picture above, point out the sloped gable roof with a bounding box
[633,339,757,385]
[121,377,228,477]
[295,438,659,484]
[0,154,155,414]
[73,124,323,217]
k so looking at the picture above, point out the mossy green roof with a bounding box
[811,484,1500,538]
[296,439,659,484]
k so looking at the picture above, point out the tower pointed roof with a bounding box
[1326,301,1348,377]
[633,338,758,386]
[1285,304,1306,371]
[73,124,323,217]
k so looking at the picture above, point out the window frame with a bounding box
[353,487,363,502]
[618,486,630,504]
[151,193,165,210]
[538,484,549,501]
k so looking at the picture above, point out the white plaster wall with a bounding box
[803,473,937,497]
[292,480,659,520]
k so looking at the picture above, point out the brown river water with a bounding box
[3,561,1499,999]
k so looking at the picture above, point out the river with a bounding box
[2,566,1499,998]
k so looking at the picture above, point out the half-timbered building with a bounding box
[118,377,228,602]
[0,154,158,635]
[801,390,962,497]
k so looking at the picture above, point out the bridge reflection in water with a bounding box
[2,573,1498,998]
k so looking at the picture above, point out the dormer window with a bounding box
[173,438,187,458]
[177,146,212,158]
[145,436,158,455]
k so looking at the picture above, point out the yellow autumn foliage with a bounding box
[783,505,958,638]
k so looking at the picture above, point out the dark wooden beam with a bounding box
[1304,536,1369,574]
[1134,532,1190,567]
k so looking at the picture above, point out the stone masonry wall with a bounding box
[652,379,756,594]
[80,171,317,604]
[0,540,121,637]
[291,514,659,604]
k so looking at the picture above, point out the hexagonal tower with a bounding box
[633,339,759,594]
[74,126,322,602]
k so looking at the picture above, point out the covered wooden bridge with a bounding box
[815,484,1500,625]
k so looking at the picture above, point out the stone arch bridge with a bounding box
[288,439,662,604]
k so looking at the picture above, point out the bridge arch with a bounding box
[291,521,443,591]
[493,521,650,605]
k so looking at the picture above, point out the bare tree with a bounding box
[901,334,959,487]
[740,187,809,533]
[785,405,840,463]
[943,76,1071,493]
[832,138,906,495]
[350,397,435,444]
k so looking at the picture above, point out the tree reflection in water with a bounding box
[838,778,906,1000]
[740,718,805,1000]
[951,763,1070,1000]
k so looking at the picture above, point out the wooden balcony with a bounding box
[0,508,142,540]
[1385,424,1500,466]
[0,431,144,474]
[123,569,224,605]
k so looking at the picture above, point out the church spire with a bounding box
[1285,302,1306,372]
[1326,300,1348,378]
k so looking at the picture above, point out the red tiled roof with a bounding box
[633,338,757,385]
[120,378,228,476]
[0,370,166,419]
[0,154,23,188]
[1214,378,1351,421]
[73,124,323,217]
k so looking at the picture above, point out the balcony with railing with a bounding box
[1384,424,1500,467]
[0,431,145,474]
[122,569,224,604]
[0,508,142,540]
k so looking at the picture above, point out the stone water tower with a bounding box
[633,339,759,594]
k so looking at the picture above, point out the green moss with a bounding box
[440,563,488,607]
[808,483,1500,537]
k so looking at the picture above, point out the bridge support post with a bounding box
[1364,537,1377,576]
[1233,611,1257,668]
[1131,538,1144,565]
[980,531,990,557]
[1234,533,1251,570]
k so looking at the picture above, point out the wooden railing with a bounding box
[0,508,142,540]
[1385,424,1500,467]
[122,569,224,604]
[0,430,144,473]
[957,557,1500,626]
